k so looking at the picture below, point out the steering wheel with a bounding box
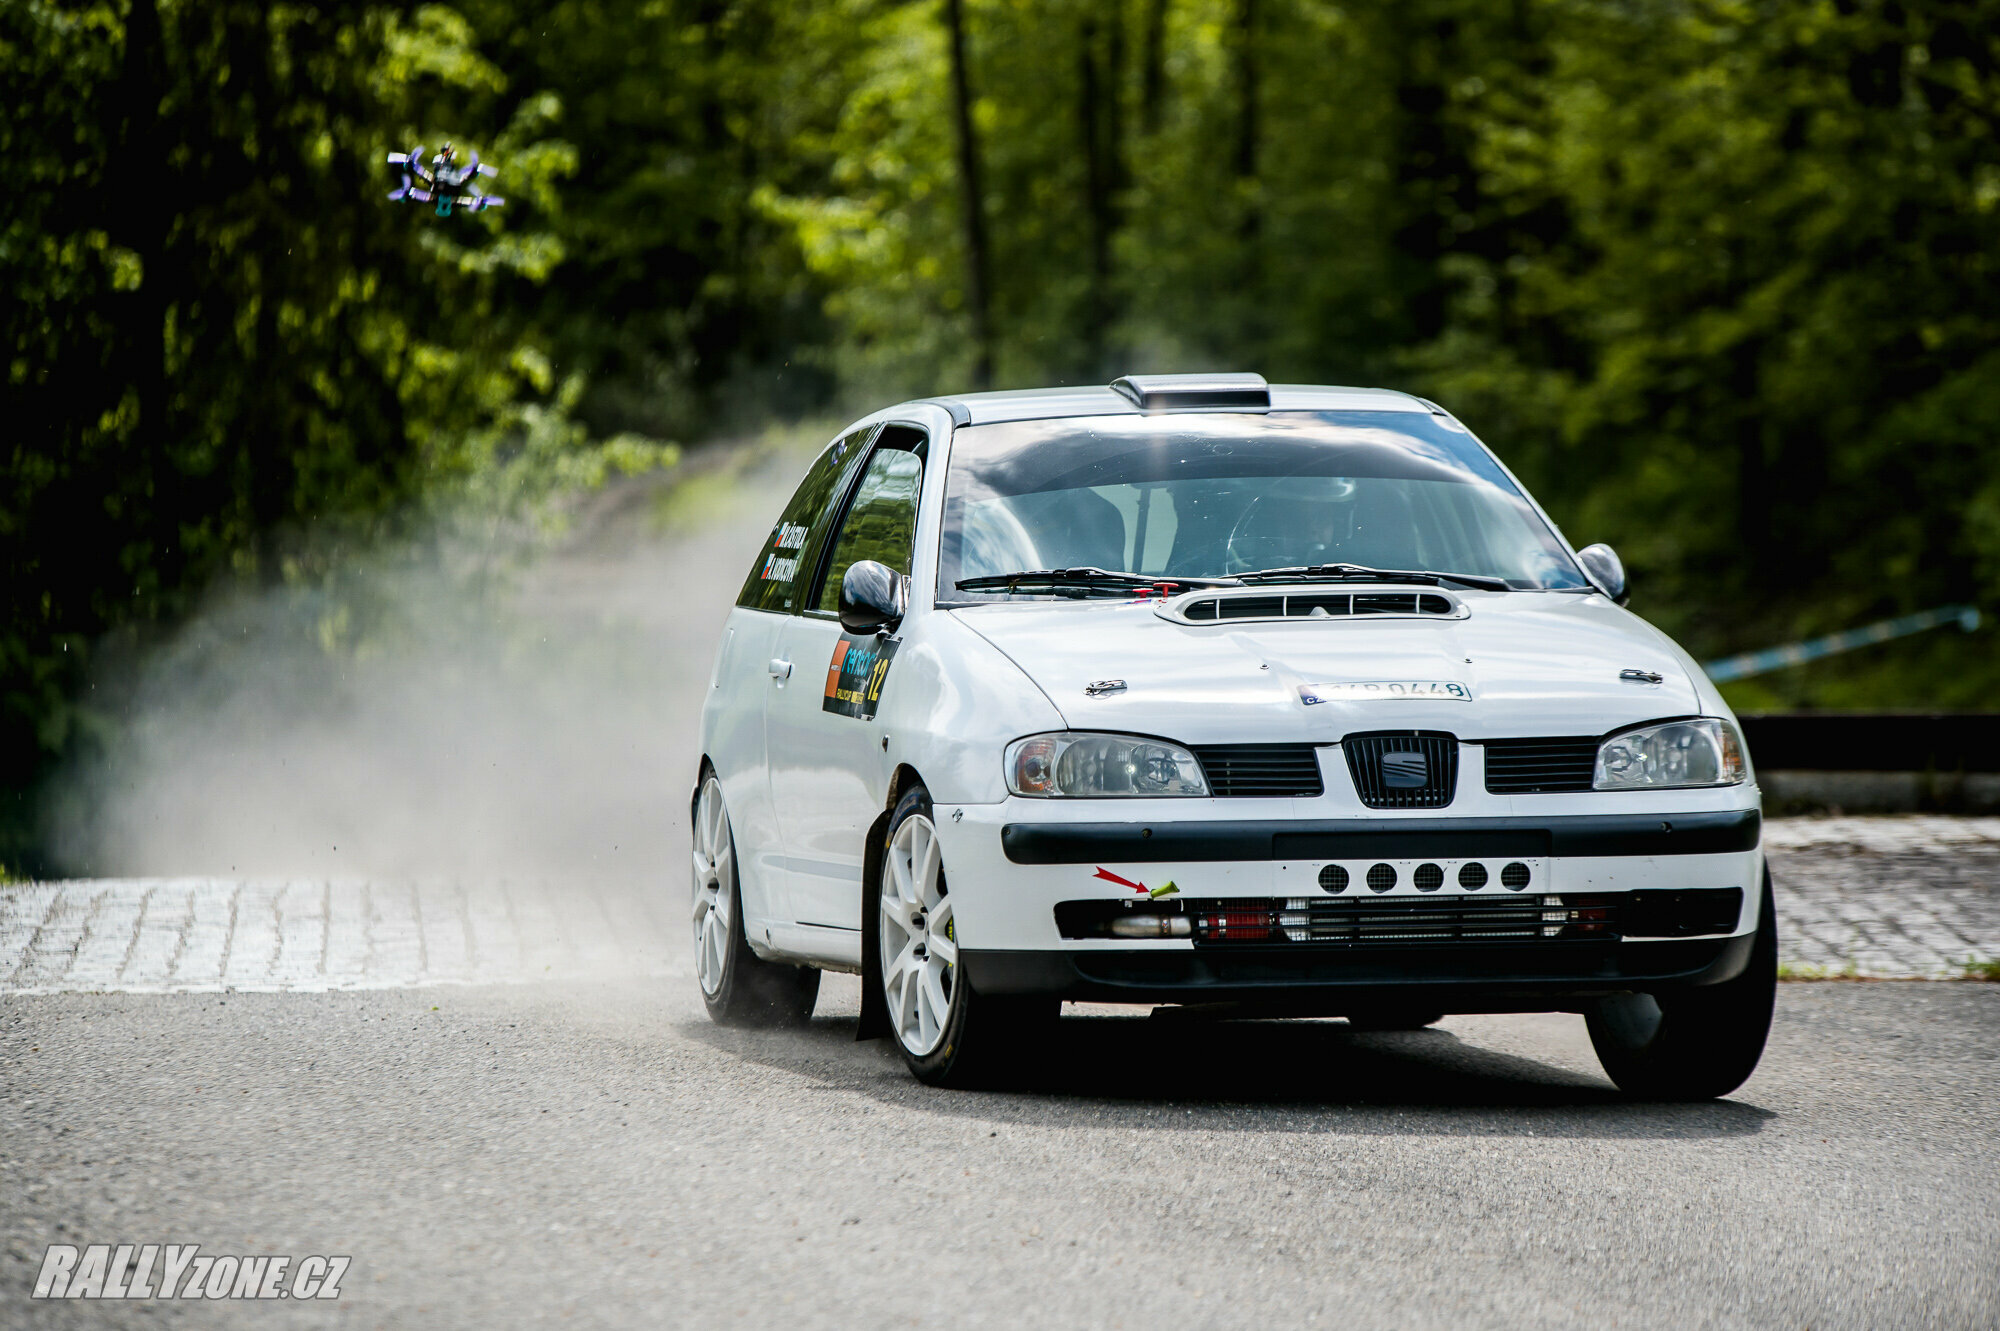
[1222,478,1357,575]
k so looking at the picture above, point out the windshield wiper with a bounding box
[953,567,1231,595]
[1230,563,1512,592]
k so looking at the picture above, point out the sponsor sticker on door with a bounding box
[824,633,900,720]
[1299,680,1472,704]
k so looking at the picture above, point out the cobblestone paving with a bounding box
[0,879,689,994]
[4,817,1996,992]
[1767,817,2000,979]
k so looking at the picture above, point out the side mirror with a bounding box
[839,559,907,636]
[1576,543,1629,605]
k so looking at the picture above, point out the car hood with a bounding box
[950,591,1702,744]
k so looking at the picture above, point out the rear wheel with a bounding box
[1586,872,1777,1100]
[878,785,1055,1086]
[692,773,819,1027]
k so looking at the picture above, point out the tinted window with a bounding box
[814,434,926,614]
[937,411,1586,594]
[737,428,872,612]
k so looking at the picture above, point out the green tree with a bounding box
[0,0,638,867]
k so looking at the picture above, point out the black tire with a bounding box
[692,772,819,1028]
[879,785,1057,1087]
[1346,1009,1447,1031]
[1586,871,1778,1100]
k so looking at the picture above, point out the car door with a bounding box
[708,426,871,931]
[767,424,929,936]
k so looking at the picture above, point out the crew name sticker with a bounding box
[758,521,811,583]
[1299,680,1472,704]
[824,633,900,720]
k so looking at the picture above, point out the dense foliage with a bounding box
[4,0,1997,864]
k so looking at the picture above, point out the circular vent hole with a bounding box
[1413,863,1444,892]
[1318,864,1349,893]
[1501,861,1532,890]
[1458,862,1488,889]
[1366,863,1397,893]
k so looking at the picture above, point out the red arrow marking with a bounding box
[1093,867,1150,895]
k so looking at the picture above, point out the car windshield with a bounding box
[937,410,1588,598]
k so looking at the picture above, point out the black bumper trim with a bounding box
[1000,808,1760,865]
[962,932,1757,1006]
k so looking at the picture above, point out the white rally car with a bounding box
[694,374,1774,1099]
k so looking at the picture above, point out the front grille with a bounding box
[1176,888,1743,945]
[1343,732,1458,808]
[1192,744,1324,797]
[1483,737,1599,793]
[1053,888,1741,942]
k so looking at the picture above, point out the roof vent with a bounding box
[1110,373,1269,412]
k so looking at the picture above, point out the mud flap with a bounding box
[855,808,892,1041]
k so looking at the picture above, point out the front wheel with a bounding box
[1586,872,1778,1100]
[692,773,819,1027]
[878,786,1055,1086]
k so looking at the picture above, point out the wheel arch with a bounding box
[691,754,717,822]
[857,764,929,1041]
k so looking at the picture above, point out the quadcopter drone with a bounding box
[385,142,504,216]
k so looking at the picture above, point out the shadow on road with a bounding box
[682,1011,1777,1140]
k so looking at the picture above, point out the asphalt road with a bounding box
[4,978,1995,1329]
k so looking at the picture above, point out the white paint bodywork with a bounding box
[698,389,1761,976]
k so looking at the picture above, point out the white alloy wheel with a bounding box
[880,811,957,1055]
[691,775,735,997]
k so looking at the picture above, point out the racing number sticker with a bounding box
[823,633,900,720]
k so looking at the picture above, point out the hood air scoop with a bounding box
[1164,589,1465,624]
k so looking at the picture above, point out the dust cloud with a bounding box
[49,432,818,891]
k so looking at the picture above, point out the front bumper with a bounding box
[929,802,1763,1004]
[999,809,1761,863]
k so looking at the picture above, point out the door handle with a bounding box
[768,658,792,680]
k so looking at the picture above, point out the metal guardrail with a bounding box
[1704,605,1981,682]
[1738,713,2000,773]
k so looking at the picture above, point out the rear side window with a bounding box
[813,428,927,615]
[737,428,872,612]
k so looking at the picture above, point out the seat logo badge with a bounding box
[1094,867,1179,898]
[1299,680,1471,704]
[1382,751,1429,789]
[1084,679,1127,696]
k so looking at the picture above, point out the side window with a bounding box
[813,430,926,615]
[737,428,873,612]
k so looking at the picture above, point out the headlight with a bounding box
[1005,732,1210,797]
[1594,718,1748,790]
